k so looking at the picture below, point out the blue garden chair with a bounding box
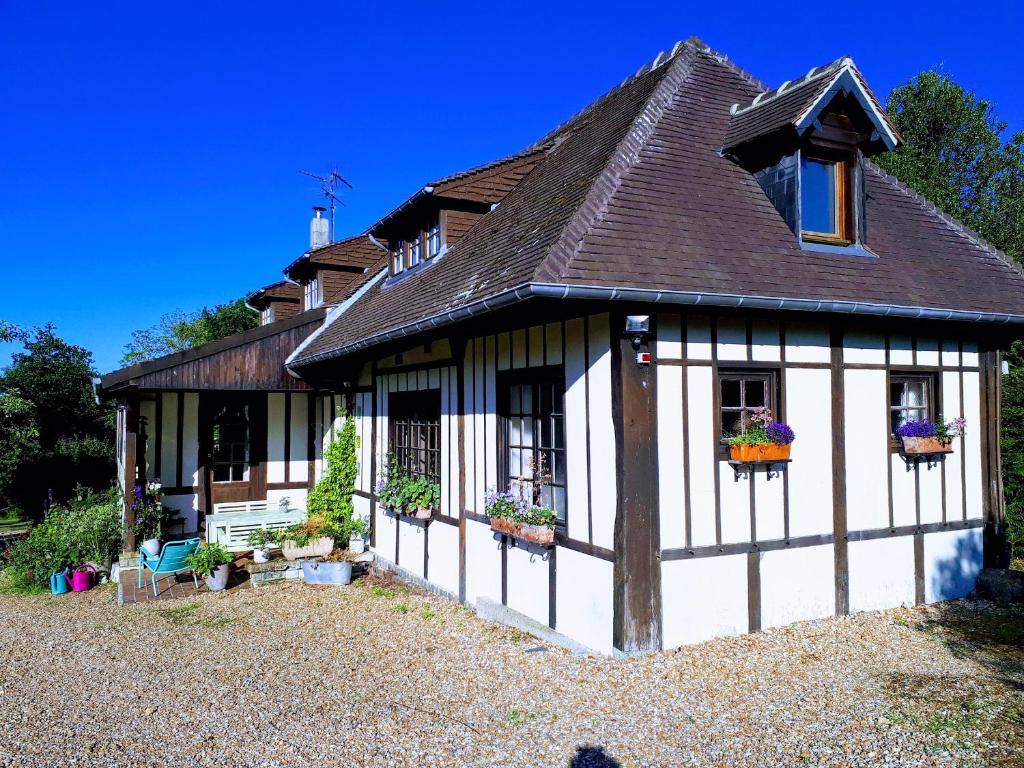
[137,538,201,597]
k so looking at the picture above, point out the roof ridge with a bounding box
[535,47,698,283]
[865,159,1024,279]
[429,145,548,188]
[689,41,771,95]
[729,56,852,117]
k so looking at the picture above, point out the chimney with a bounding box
[310,206,329,249]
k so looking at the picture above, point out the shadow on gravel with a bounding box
[570,745,621,767]
[883,601,1024,765]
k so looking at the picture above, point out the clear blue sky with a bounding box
[2,0,1022,373]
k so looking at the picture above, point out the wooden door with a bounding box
[199,393,267,513]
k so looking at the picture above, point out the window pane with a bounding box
[510,417,521,446]
[722,410,743,436]
[552,416,564,449]
[522,417,534,448]
[890,382,905,407]
[510,386,521,416]
[510,448,521,478]
[906,382,925,408]
[745,380,766,408]
[801,158,838,235]
[721,379,741,408]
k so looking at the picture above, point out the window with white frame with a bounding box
[408,234,422,269]
[304,274,321,309]
[426,223,442,258]
[260,306,275,326]
[392,239,406,275]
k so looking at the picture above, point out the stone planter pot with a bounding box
[281,536,335,561]
[141,538,161,557]
[729,443,792,462]
[301,560,352,586]
[900,436,954,455]
[518,524,555,546]
[205,563,230,592]
[252,548,270,564]
[349,536,365,555]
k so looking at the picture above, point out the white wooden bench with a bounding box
[206,501,306,552]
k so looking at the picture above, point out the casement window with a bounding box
[408,234,422,269]
[388,391,441,484]
[260,306,274,326]
[719,369,777,438]
[392,239,406,275]
[426,223,442,259]
[211,403,250,482]
[304,274,321,310]
[800,155,851,244]
[500,372,567,523]
[889,373,936,437]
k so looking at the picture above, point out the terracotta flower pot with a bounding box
[900,436,953,455]
[729,443,792,462]
[489,516,518,536]
[518,524,555,546]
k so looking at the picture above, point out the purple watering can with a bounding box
[71,564,96,593]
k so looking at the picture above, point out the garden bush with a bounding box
[1,486,122,591]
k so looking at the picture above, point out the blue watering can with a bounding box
[49,568,71,595]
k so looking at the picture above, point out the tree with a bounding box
[0,393,39,509]
[876,70,1024,555]
[0,326,114,514]
[121,298,258,365]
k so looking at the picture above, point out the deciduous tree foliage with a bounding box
[876,70,1024,553]
[121,298,257,365]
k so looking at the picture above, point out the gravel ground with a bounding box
[1,574,1022,768]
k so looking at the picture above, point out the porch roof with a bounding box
[99,308,326,395]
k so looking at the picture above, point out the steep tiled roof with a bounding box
[290,40,1024,367]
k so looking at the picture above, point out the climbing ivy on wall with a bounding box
[307,409,359,538]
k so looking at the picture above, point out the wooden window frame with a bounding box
[426,223,442,259]
[800,154,853,245]
[387,391,441,486]
[211,402,251,483]
[717,368,781,458]
[888,371,938,448]
[497,367,568,526]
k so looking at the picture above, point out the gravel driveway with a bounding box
[1,574,1021,767]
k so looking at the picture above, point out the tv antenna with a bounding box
[300,168,352,243]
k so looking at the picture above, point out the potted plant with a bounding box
[247,528,278,564]
[519,506,557,546]
[408,477,440,520]
[486,456,558,546]
[727,408,796,462]
[486,490,522,536]
[376,454,410,515]
[279,518,336,560]
[348,516,368,554]
[187,542,234,591]
[301,547,354,586]
[130,480,181,557]
[896,416,966,455]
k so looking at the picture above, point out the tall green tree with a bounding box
[876,70,1024,554]
[0,326,114,514]
[121,298,258,365]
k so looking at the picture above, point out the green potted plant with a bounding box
[279,518,336,560]
[486,490,521,537]
[247,528,278,564]
[518,506,557,546]
[408,477,440,520]
[349,516,369,554]
[726,407,795,462]
[187,542,234,591]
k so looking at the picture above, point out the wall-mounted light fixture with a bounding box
[625,315,651,350]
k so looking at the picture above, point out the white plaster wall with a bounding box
[465,519,501,604]
[506,545,549,626]
[656,314,682,360]
[844,369,889,532]
[661,554,747,648]
[587,314,616,550]
[288,393,308,481]
[564,317,589,542]
[686,315,712,360]
[716,317,746,360]
[942,371,965,519]
[182,393,199,488]
[754,471,785,541]
[784,321,830,363]
[843,330,886,365]
[686,366,716,546]
[656,364,685,547]
[848,537,915,612]
[545,322,563,366]
[962,371,983,520]
[556,547,613,655]
[266,393,286,484]
[917,338,940,366]
[462,345,477,515]
[162,493,198,534]
[919,461,944,525]
[759,544,835,629]
[785,368,833,537]
[962,341,979,367]
[891,454,917,527]
[373,507,396,563]
[751,320,780,362]
[353,494,370,524]
[426,522,459,596]
[398,522,425,578]
[159,392,177,483]
[924,528,983,603]
[718,463,750,544]
[266,487,307,511]
[890,335,914,365]
[141,398,156,477]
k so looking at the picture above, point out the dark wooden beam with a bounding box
[611,312,663,653]
[830,327,849,616]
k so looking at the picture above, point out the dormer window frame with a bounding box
[387,217,445,278]
[799,149,854,247]
[304,272,322,310]
[260,306,275,326]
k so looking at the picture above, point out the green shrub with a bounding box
[307,411,361,541]
[1,487,122,590]
[186,542,233,578]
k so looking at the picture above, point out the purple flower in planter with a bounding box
[133,484,143,500]
[765,422,796,445]
[895,420,936,438]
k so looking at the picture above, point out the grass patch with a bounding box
[0,568,45,596]
[419,605,435,620]
[394,602,409,614]
[0,507,27,534]
[157,602,236,628]
[371,586,396,599]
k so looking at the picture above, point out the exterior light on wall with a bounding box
[625,315,651,350]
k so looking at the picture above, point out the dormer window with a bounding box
[260,306,275,325]
[800,155,851,244]
[388,220,444,277]
[393,239,406,274]
[408,236,422,269]
[304,274,321,309]
[426,223,442,259]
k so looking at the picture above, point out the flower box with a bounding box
[518,523,555,546]
[899,436,954,455]
[729,443,792,463]
[489,516,518,536]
